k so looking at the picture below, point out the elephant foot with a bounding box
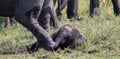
[37,39,56,51]
[69,16,83,22]
[90,8,100,17]
[75,16,84,21]
[18,40,56,53]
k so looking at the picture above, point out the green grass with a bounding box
[0,0,120,59]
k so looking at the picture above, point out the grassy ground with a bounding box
[0,0,120,59]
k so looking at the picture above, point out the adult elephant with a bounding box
[0,0,57,52]
[90,0,120,17]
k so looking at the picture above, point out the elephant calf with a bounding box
[51,24,87,50]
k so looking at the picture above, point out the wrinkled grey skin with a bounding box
[0,0,56,51]
[38,0,61,31]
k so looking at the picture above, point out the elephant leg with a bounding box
[67,0,74,19]
[56,0,68,16]
[39,0,61,29]
[15,11,55,52]
[67,0,82,21]
[111,0,120,16]
[53,0,57,5]
[60,0,68,11]
[10,17,17,28]
[90,0,100,17]
[73,0,82,20]
[51,7,61,29]
[56,0,62,16]
[14,0,55,52]
[4,17,11,28]
[49,0,61,29]
[38,9,51,31]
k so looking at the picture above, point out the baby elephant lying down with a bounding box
[18,24,87,52]
[51,24,87,50]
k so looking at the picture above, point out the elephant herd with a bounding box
[0,0,120,52]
